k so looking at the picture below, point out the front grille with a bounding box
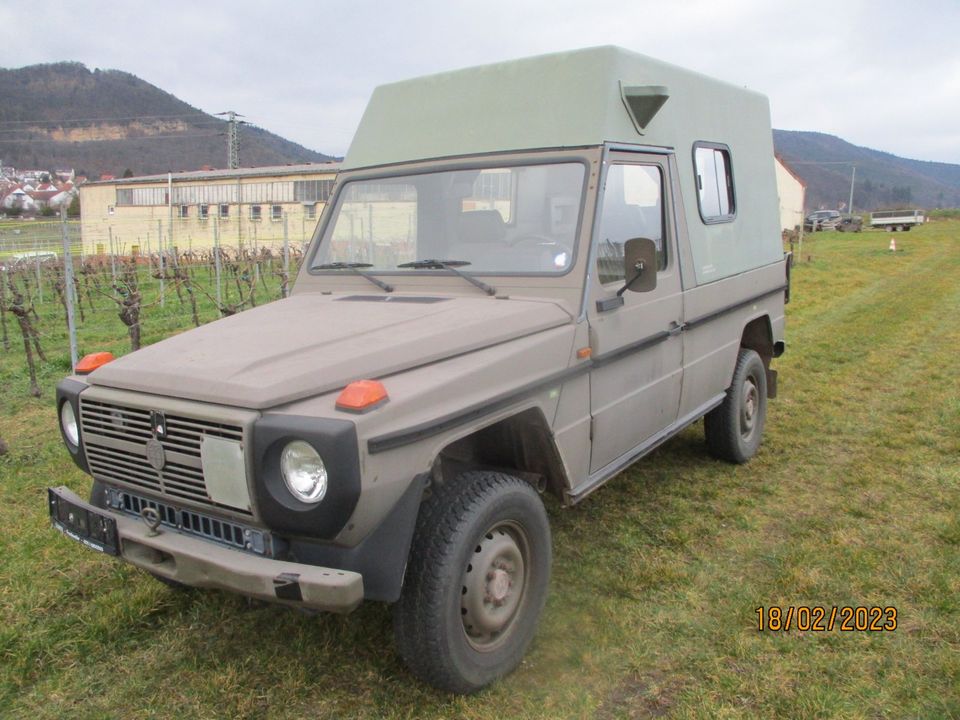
[105,487,270,555]
[80,399,251,516]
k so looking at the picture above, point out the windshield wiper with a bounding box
[313,262,393,293]
[396,259,496,296]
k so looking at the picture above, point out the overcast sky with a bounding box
[2,0,958,164]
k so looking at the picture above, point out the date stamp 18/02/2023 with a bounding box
[756,606,898,632]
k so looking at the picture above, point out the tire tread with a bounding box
[393,471,548,693]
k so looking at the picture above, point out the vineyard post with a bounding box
[282,211,290,298]
[108,225,117,283]
[60,207,78,370]
[157,219,165,308]
[0,265,9,351]
[34,235,43,304]
[253,222,260,288]
[214,215,222,306]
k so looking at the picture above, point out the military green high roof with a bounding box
[343,45,770,170]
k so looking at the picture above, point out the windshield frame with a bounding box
[306,150,592,280]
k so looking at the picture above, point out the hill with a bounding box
[0,62,335,177]
[773,130,960,212]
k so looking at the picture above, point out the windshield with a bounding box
[312,162,585,275]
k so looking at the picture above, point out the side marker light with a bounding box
[336,379,389,413]
[76,352,115,374]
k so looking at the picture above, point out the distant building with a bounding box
[80,163,340,255]
[775,156,806,232]
[2,188,37,212]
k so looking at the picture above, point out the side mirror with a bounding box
[620,237,658,294]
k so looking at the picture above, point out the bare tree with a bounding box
[4,275,46,396]
[92,258,149,352]
[151,252,200,327]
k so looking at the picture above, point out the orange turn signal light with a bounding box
[577,347,593,359]
[336,379,389,413]
[76,352,115,374]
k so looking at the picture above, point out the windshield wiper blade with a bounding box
[396,259,496,296]
[313,262,393,293]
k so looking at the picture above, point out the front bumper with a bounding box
[48,486,363,613]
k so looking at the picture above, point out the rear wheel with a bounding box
[393,471,551,694]
[704,348,767,463]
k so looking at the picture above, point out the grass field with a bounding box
[1,223,958,719]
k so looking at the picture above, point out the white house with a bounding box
[775,156,806,232]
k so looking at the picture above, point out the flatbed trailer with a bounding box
[870,209,925,231]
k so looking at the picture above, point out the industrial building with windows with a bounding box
[79,163,340,256]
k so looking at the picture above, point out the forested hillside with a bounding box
[0,62,334,176]
[774,130,960,211]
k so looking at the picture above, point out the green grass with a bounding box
[1,224,959,718]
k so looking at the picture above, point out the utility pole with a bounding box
[848,164,856,215]
[60,206,78,371]
[791,160,857,213]
[216,111,245,169]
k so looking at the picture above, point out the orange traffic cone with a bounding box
[889,238,896,252]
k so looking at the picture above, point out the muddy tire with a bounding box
[704,348,767,463]
[393,471,551,694]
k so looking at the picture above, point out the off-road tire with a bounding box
[704,348,767,463]
[393,471,551,694]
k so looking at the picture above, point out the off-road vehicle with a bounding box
[50,47,788,693]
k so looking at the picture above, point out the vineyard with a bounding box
[0,219,307,406]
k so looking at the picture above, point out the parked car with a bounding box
[804,210,841,232]
[12,250,58,263]
[837,215,863,232]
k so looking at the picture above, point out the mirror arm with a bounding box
[616,260,646,297]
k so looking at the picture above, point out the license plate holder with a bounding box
[48,487,120,556]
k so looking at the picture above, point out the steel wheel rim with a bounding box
[740,376,759,440]
[460,520,530,652]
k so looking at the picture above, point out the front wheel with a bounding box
[393,471,551,694]
[704,348,768,463]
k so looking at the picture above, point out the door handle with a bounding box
[668,321,685,336]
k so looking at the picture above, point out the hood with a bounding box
[88,293,572,409]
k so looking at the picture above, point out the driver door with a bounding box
[587,153,684,474]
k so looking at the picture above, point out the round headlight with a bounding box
[280,440,328,504]
[60,401,79,448]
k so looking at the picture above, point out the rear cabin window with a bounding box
[596,164,666,285]
[694,143,735,223]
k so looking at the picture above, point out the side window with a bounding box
[596,164,665,285]
[694,143,735,222]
